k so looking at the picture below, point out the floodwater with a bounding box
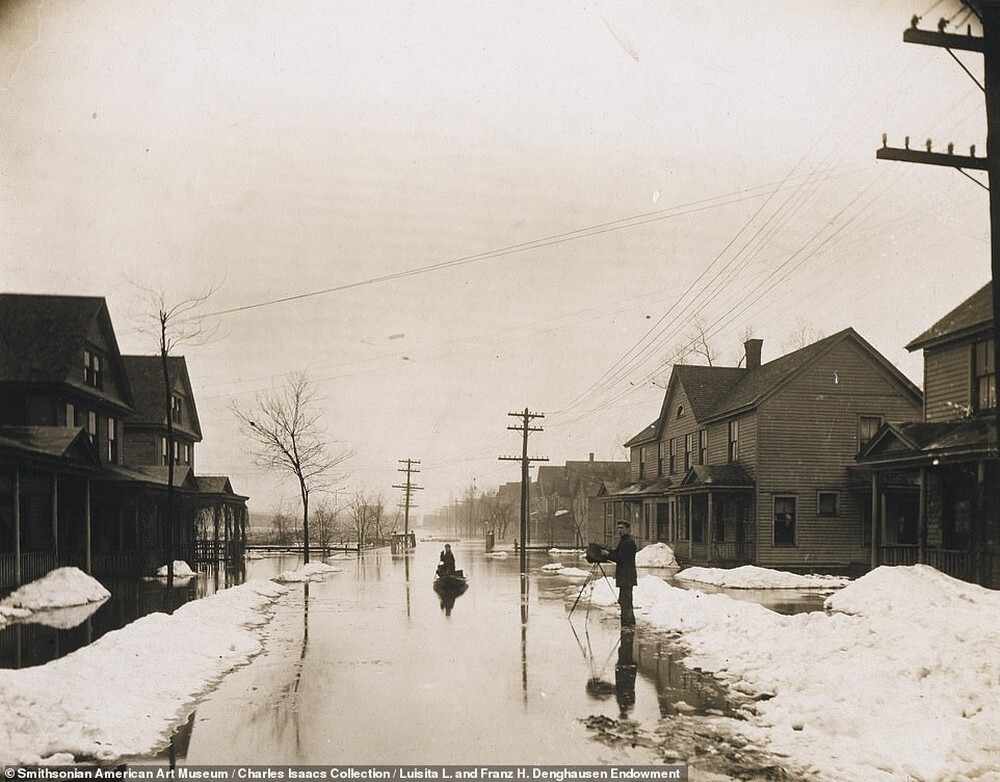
[138,542,672,765]
[0,567,239,669]
[125,542,821,780]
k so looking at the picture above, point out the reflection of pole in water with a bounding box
[404,552,411,619]
[520,574,529,702]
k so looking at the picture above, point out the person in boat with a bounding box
[436,543,456,577]
[600,521,637,628]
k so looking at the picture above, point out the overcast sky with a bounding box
[1,0,991,519]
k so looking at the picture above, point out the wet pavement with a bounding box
[125,542,819,780]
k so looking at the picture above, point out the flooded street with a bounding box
[148,541,669,765]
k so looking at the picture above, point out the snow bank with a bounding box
[636,542,677,567]
[676,564,849,590]
[577,565,1000,782]
[272,561,342,583]
[1,567,110,611]
[0,578,287,766]
[539,563,590,578]
[154,561,198,578]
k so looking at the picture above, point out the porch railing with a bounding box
[0,552,59,591]
[710,541,752,564]
[878,546,973,582]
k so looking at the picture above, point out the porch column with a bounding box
[870,472,880,570]
[13,468,21,586]
[706,492,714,564]
[918,467,927,564]
[51,474,59,560]
[84,479,92,575]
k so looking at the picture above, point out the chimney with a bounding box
[589,452,594,462]
[744,338,763,370]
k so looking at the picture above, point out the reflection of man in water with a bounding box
[602,521,637,627]
[615,629,637,718]
[437,543,456,577]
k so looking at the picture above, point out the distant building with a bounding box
[0,293,248,590]
[605,330,923,572]
[859,282,999,587]
[532,455,630,547]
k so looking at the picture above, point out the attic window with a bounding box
[676,405,685,419]
[171,394,183,424]
[83,349,103,389]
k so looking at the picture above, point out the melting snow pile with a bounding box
[579,563,1000,781]
[539,562,590,578]
[0,567,111,628]
[676,564,849,590]
[272,561,342,583]
[635,542,677,567]
[154,561,198,578]
[0,578,287,766]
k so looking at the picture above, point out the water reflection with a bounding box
[0,556,286,670]
[432,580,468,615]
[615,630,637,718]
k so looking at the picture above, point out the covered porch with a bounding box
[860,420,999,587]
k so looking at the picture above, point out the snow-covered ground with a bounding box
[3,554,999,780]
[0,568,286,766]
[272,561,343,583]
[580,563,1000,782]
[676,564,850,590]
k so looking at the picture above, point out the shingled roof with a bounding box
[0,293,135,409]
[643,328,920,436]
[121,354,203,440]
[906,281,992,351]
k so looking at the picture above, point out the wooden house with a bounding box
[859,282,999,587]
[0,293,248,590]
[533,455,630,547]
[603,330,923,572]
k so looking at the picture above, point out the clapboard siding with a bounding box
[755,339,922,567]
[923,343,971,422]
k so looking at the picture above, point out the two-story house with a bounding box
[533,456,630,547]
[603,330,923,573]
[0,293,248,590]
[859,282,998,588]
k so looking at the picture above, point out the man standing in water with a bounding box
[602,521,637,627]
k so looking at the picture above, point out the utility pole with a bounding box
[499,408,548,574]
[392,458,422,549]
[877,4,999,585]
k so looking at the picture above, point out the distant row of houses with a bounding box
[0,294,249,591]
[505,283,998,589]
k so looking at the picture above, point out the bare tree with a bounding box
[782,318,825,353]
[132,284,218,584]
[269,504,298,546]
[311,497,341,551]
[347,490,386,548]
[232,371,353,564]
[481,489,515,540]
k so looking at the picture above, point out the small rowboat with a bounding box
[433,569,468,590]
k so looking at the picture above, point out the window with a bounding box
[669,438,677,474]
[817,491,838,516]
[171,394,184,424]
[698,429,707,465]
[973,338,996,413]
[638,446,646,478]
[86,411,97,444]
[83,349,103,389]
[684,433,693,471]
[657,442,664,476]
[728,420,739,463]
[183,443,191,465]
[858,415,882,452]
[774,497,796,545]
[676,405,685,419]
[65,402,76,428]
[107,417,117,463]
[160,436,168,466]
